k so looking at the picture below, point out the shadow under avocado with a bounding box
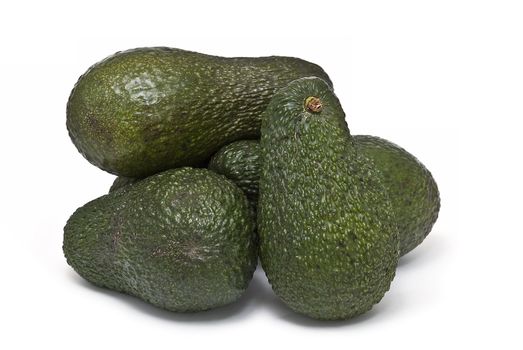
[68,265,400,325]
[398,231,446,269]
[68,268,264,322]
[69,232,443,327]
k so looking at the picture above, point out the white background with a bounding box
[0,0,521,349]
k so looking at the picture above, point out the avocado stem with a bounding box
[305,96,323,113]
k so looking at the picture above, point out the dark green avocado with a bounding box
[208,140,261,210]
[67,47,332,177]
[63,168,257,312]
[258,77,399,320]
[354,135,440,255]
[211,136,439,256]
[108,176,140,193]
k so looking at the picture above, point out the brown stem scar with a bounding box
[305,96,323,113]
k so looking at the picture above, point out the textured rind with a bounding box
[208,140,261,210]
[67,47,332,177]
[354,135,440,256]
[211,136,440,256]
[109,176,140,193]
[63,168,257,312]
[258,77,399,320]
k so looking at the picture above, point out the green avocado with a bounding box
[63,168,257,312]
[354,135,440,255]
[208,140,261,210]
[67,47,331,177]
[258,77,399,320]
[108,176,140,193]
[108,139,261,200]
[209,136,439,256]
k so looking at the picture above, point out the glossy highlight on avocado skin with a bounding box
[67,47,332,178]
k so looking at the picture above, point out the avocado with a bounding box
[67,47,332,177]
[210,136,439,256]
[63,168,257,312]
[354,135,440,255]
[208,140,261,210]
[258,77,399,320]
[108,139,261,200]
[108,176,140,193]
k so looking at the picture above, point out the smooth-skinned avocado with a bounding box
[258,77,399,320]
[67,47,332,177]
[63,168,257,312]
[210,136,439,256]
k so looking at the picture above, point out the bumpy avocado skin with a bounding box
[258,77,399,320]
[208,140,261,210]
[63,168,257,312]
[212,136,440,256]
[108,176,140,193]
[67,47,332,177]
[354,135,440,256]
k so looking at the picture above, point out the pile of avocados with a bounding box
[64,47,440,321]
